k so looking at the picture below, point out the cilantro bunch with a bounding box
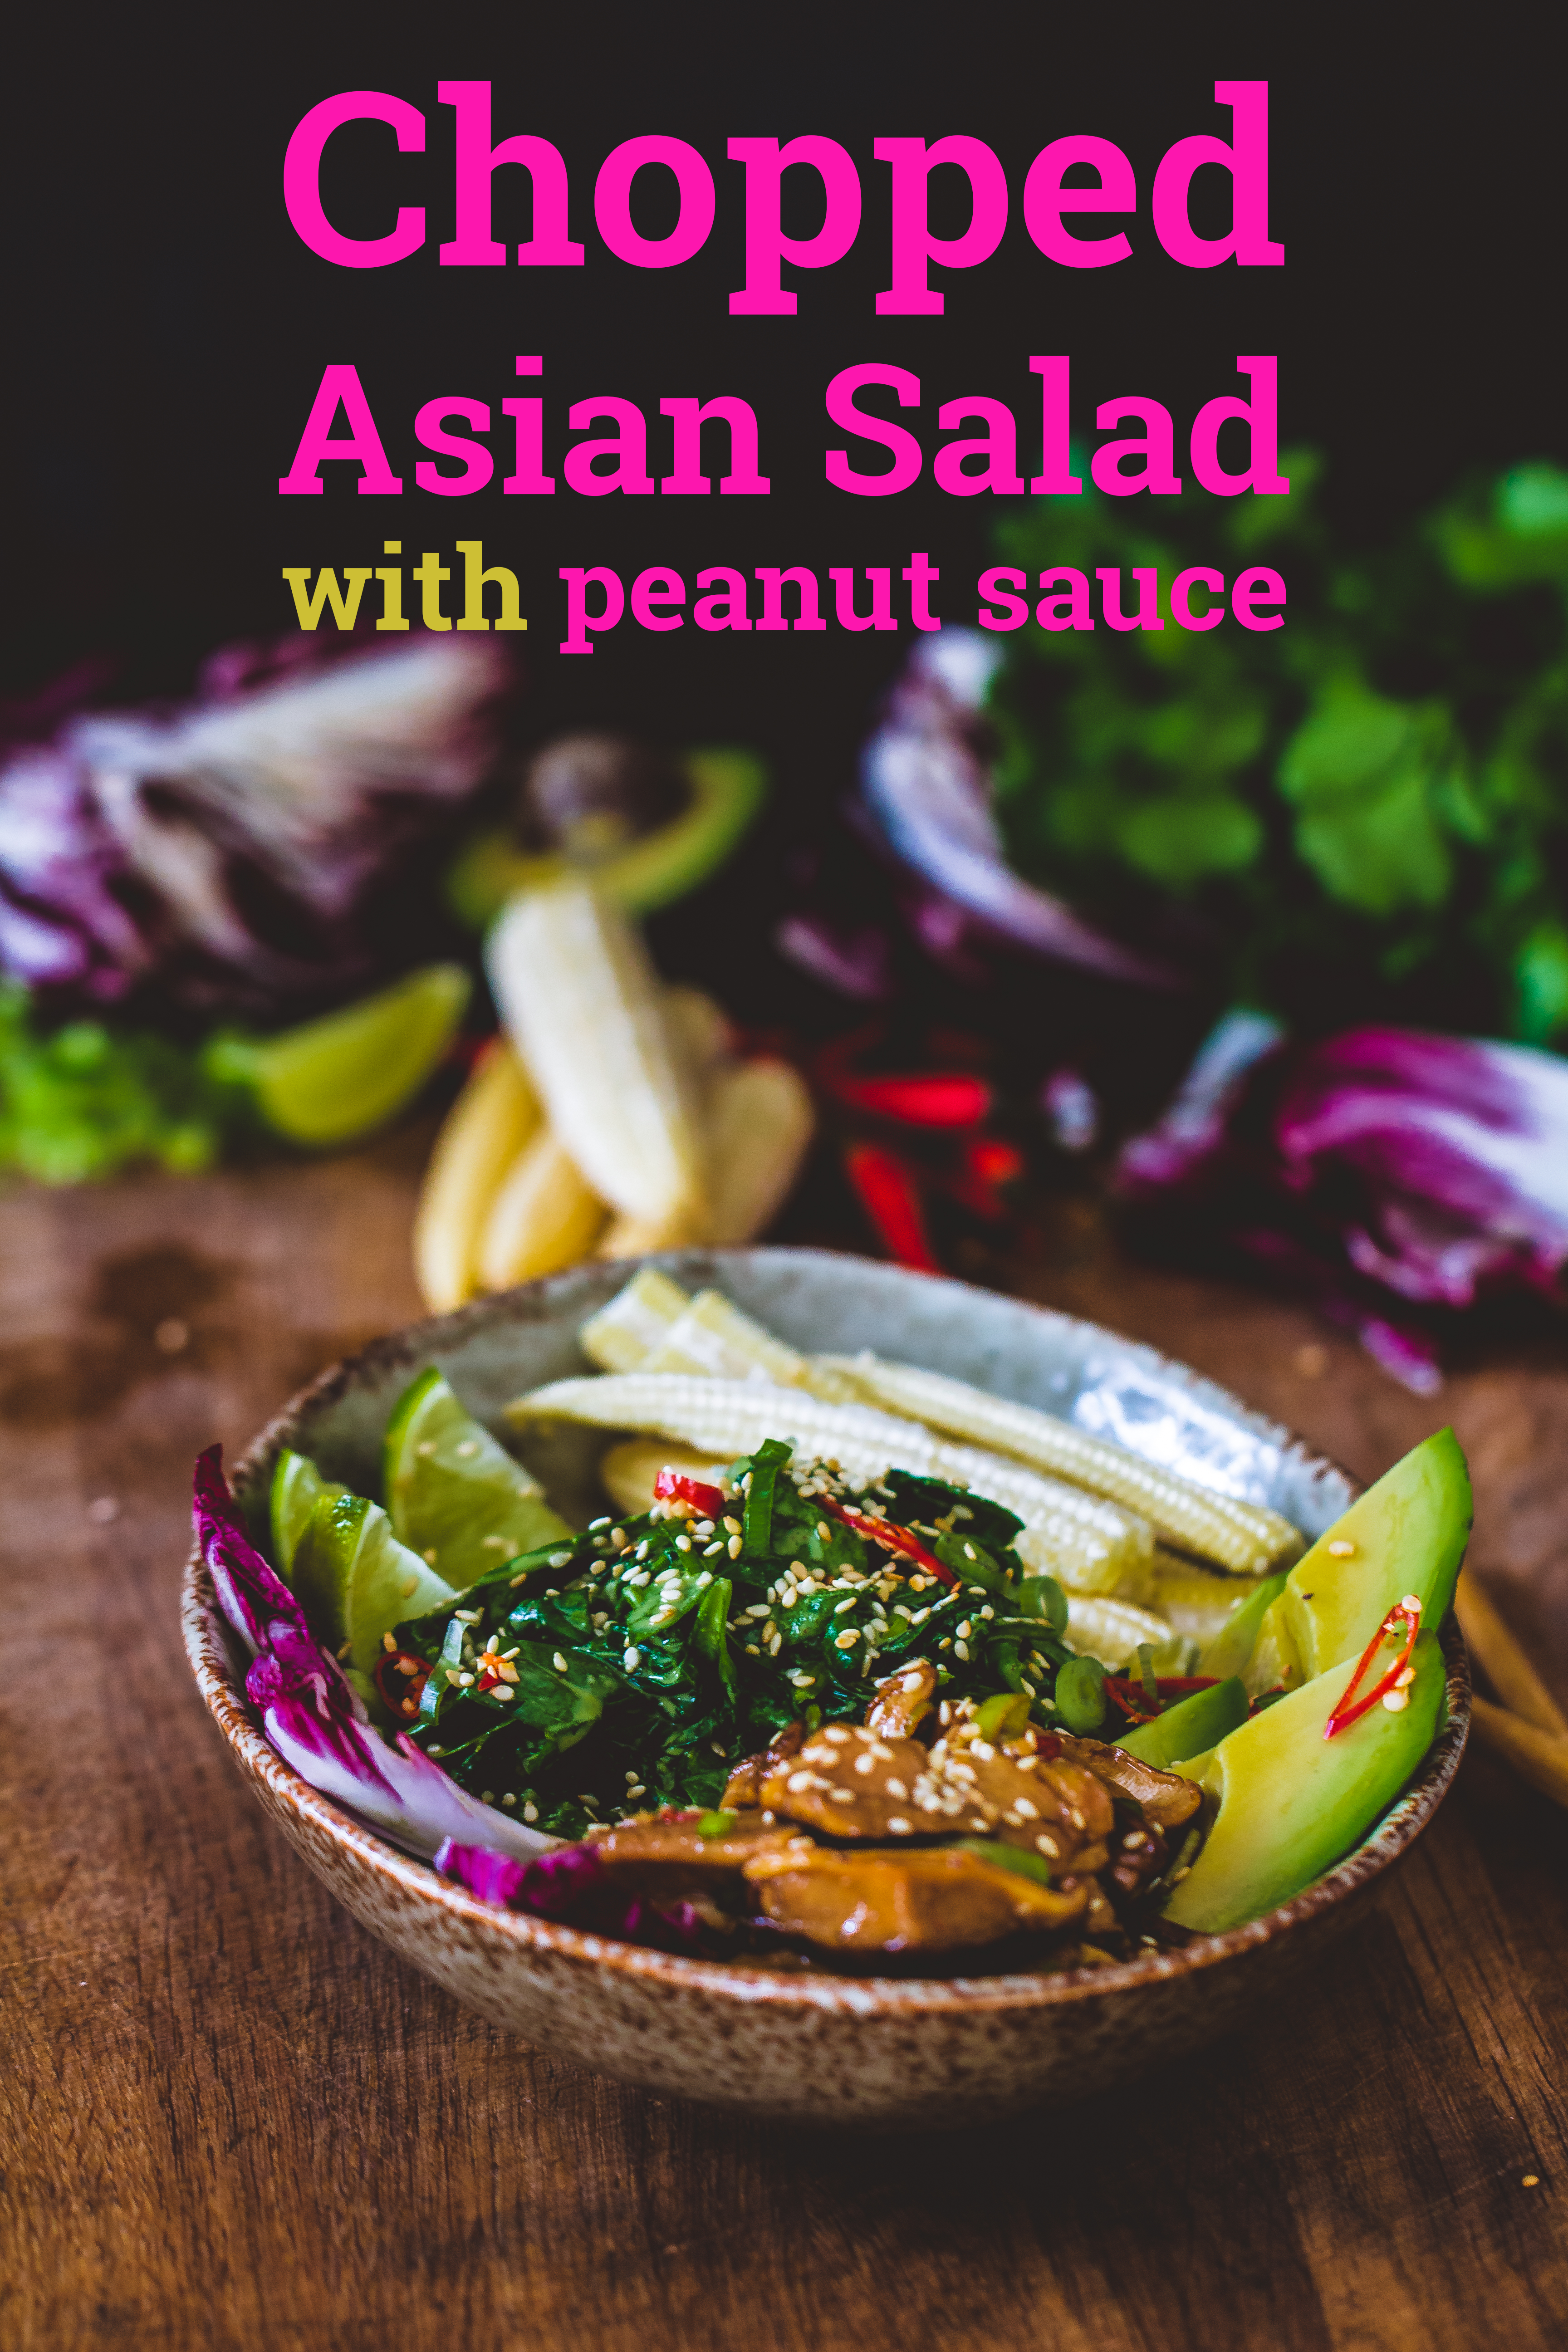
[989,460,1568,1043]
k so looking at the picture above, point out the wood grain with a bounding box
[4,1146,1565,2352]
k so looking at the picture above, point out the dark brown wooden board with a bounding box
[5,1139,1567,2351]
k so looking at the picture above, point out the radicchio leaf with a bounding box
[855,633,1184,990]
[435,1837,712,1954]
[4,638,511,1018]
[193,1446,552,1862]
[1116,1018,1568,1389]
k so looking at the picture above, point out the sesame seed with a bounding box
[887,1818,912,1835]
[1523,2175,1540,2188]
[1382,1689,1410,1711]
[1402,1594,1423,1613]
[382,1631,398,1653]
[1327,1539,1355,1556]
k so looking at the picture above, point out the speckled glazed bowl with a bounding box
[182,1248,1469,2126]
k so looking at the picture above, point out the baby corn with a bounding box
[705,1058,816,1246]
[412,1038,540,1312]
[644,1289,812,1386]
[660,985,734,1095]
[478,1129,608,1289]
[1151,1551,1265,1646]
[507,1372,1155,1596]
[1064,1594,1192,1675]
[579,1266,691,1371]
[816,1352,1302,1576]
[487,880,708,1230]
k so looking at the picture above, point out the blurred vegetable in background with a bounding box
[1116,1014,1568,1392]
[0,637,508,1015]
[0,643,767,1186]
[988,458,1568,1042]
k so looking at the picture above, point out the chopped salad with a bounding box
[196,1272,1469,1973]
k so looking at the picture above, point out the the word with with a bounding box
[281,541,526,630]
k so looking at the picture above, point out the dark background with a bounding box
[5,0,1561,770]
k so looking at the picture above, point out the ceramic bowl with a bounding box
[181,1247,1469,2126]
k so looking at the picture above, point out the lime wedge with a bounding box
[218,963,471,1147]
[290,1486,461,1674]
[270,1448,341,1574]
[384,1366,571,1589]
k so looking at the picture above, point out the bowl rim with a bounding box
[180,1247,1471,2018]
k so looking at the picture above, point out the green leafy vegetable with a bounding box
[991,459,1568,1041]
[385,1441,1080,1840]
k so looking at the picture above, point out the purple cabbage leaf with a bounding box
[3,638,510,1017]
[1117,1017,1568,1392]
[435,1836,711,1955]
[193,1445,553,1862]
[854,633,1185,990]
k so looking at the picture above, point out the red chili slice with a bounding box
[941,1136,1025,1221]
[373,1650,431,1718]
[844,1142,939,1271]
[819,1496,958,1588]
[1323,1597,1422,1740]
[653,1468,727,1519]
[831,1072,993,1127]
[1107,1673,1220,1725]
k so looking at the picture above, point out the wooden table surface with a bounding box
[6,1133,1568,2352]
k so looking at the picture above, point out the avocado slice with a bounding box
[1117,1676,1249,1768]
[1199,1571,1289,1682]
[1280,1429,1471,1682]
[447,746,765,927]
[1163,1629,1445,1932]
